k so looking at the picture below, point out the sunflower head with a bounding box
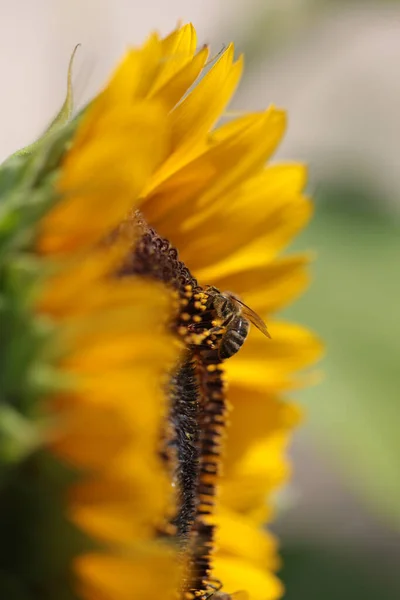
[0,22,321,600]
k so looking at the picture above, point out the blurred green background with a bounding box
[0,0,399,597]
[279,190,400,600]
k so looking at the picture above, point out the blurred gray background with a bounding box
[1,1,399,598]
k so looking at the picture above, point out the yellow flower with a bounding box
[103,22,321,600]
[0,22,321,600]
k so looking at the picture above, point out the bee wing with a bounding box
[233,298,271,339]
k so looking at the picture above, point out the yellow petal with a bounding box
[221,432,291,517]
[174,164,305,270]
[194,197,312,282]
[37,243,131,314]
[161,23,197,58]
[100,34,163,105]
[203,109,285,199]
[48,402,133,470]
[75,550,180,600]
[63,332,173,372]
[143,110,286,231]
[38,103,169,255]
[69,467,169,545]
[210,255,310,315]
[49,373,165,467]
[151,45,209,111]
[215,507,279,571]
[187,109,288,214]
[140,51,242,202]
[148,23,199,95]
[224,322,323,392]
[41,273,169,319]
[213,555,283,600]
[170,43,242,150]
[224,389,301,470]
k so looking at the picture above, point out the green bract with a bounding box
[0,55,94,598]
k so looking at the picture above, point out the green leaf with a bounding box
[0,116,78,257]
[12,45,80,158]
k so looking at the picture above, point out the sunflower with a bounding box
[0,22,321,600]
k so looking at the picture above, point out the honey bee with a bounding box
[205,286,271,359]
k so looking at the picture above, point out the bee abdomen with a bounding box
[219,318,249,359]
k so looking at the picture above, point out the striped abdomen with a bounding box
[219,316,249,359]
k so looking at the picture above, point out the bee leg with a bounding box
[203,577,223,599]
[187,319,216,332]
[204,327,225,351]
[190,328,224,352]
[208,326,224,334]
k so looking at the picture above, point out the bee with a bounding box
[205,286,271,359]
